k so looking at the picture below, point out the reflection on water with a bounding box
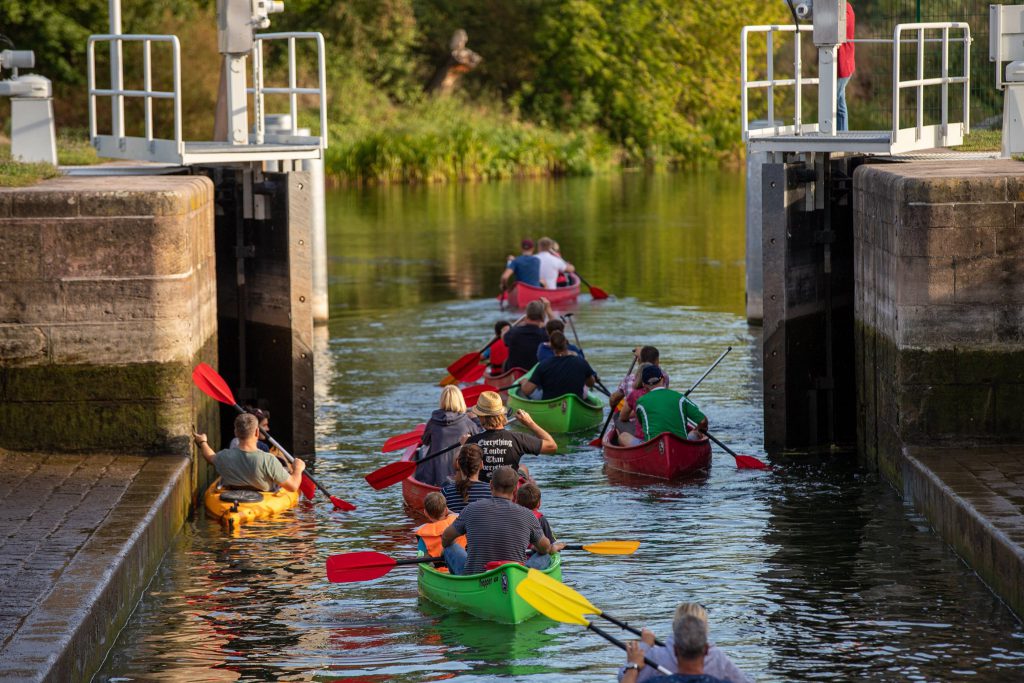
[97,172,1024,682]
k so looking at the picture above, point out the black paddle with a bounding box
[589,355,637,447]
[561,313,612,396]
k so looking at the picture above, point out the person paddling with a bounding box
[501,238,542,290]
[503,299,554,372]
[519,330,597,400]
[621,603,747,683]
[464,391,557,482]
[535,236,574,290]
[536,319,584,362]
[439,444,492,514]
[415,385,482,487]
[480,319,512,375]
[440,466,558,575]
[194,413,305,492]
[616,367,707,447]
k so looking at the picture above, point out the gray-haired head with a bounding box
[672,610,709,659]
[234,412,259,439]
[525,300,545,321]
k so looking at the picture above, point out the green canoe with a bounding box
[418,554,563,624]
[506,366,604,433]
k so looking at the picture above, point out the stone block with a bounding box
[896,304,993,346]
[0,222,43,282]
[894,256,955,305]
[10,190,80,218]
[900,203,955,229]
[0,192,11,218]
[0,325,48,364]
[62,277,195,324]
[955,348,1024,385]
[897,227,995,260]
[49,320,192,365]
[903,176,1008,204]
[897,347,956,386]
[953,202,1016,228]
[995,306,1024,344]
[954,255,1024,304]
[0,281,63,324]
[40,217,191,279]
[995,384,1024,434]
[0,362,192,402]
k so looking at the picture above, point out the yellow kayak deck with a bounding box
[203,478,299,532]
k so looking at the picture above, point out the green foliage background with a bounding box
[0,0,784,181]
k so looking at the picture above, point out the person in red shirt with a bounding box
[837,2,856,131]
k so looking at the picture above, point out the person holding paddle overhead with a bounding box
[440,466,560,575]
[620,603,750,683]
[465,392,557,482]
[520,331,597,400]
[415,385,482,487]
[194,413,306,493]
[616,367,707,448]
[503,299,554,372]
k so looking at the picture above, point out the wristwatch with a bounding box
[624,663,640,671]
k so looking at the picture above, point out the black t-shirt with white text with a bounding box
[465,428,544,481]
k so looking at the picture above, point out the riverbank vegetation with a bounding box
[3,1,783,183]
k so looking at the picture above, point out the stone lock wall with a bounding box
[0,176,219,455]
[854,161,1024,484]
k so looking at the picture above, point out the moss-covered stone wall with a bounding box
[0,176,219,455]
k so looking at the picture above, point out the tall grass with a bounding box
[322,98,616,185]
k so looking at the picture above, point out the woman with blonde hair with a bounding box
[414,385,482,487]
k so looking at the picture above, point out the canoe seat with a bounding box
[484,560,524,571]
[219,490,264,504]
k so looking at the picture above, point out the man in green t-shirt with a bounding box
[618,368,708,447]
[193,413,305,492]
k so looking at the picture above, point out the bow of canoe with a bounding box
[602,429,711,480]
[203,478,300,532]
[401,445,439,514]
[418,553,563,624]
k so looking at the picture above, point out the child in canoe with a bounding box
[415,492,466,571]
[515,482,565,569]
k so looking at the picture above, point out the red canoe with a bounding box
[483,366,526,403]
[400,444,438,514]
[502,273,580,309]
[602,429,712,480]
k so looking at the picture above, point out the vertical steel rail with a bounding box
[316,32,328,146]
[892,27,901,138]
[740,28,749,138]
[288,37,298,135]
[916,28,924,141]
[253,39,265,145]
[794,30,803,131]
[940,26,949,138]
[109,0,124,142]
[87,40,97,144]
[767,31,775,130]
[171,36,183,155]
[964,28,971,132]
[143,39,153,141]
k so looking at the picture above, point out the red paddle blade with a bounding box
[447,351,481,379]
[588,434,604,447]
[192,363,236,406]
[382,426,425,453]
[735,454,770,470]
[326,551,397,583]
[462,363,486,382]
[330,496,357,511]
[364,460,417,490]
[299,474,317,500]
[588,285,609,300]
[461,383,489,405]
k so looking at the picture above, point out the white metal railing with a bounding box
[741,22,971,151]
[87,34,183,156]
[741,24,817,140]
[249,32,328,148]
[893,22,971,144]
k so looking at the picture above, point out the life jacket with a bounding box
[414,513,466,558]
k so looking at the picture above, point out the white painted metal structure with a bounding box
[990,4,1024,157]
[87,5,327,166]
[741,22,971,154]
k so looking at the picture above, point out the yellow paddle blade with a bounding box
[580,540,640,555]
[526,568,601,615]
[516,577,591,626]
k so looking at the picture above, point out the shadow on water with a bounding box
[96,171,1024,682]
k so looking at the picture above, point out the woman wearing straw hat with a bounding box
[464,391,557,482]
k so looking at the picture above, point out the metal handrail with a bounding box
[249,32,328,149]
[892,22,970,143]
[87,34,182,153]
[741,24,817,140]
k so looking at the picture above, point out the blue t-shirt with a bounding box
[508,255,541,287]
[648,675,728,683]
[537,342,584,362]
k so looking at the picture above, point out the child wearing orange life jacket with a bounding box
[415,492,466,572]
[515,483,565,570]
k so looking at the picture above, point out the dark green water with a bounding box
[96,172,1024,682]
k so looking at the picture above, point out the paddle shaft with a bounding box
[412,416,520,467]
[586,622,673,675]
[682,346,731,398]
[596,613,665,647]
[591,356,638,446]
[561,314,612,396]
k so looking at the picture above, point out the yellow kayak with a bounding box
[203,478,299,532]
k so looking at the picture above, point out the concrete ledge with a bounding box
[901,445,1024,619]
[0,453,192,682]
